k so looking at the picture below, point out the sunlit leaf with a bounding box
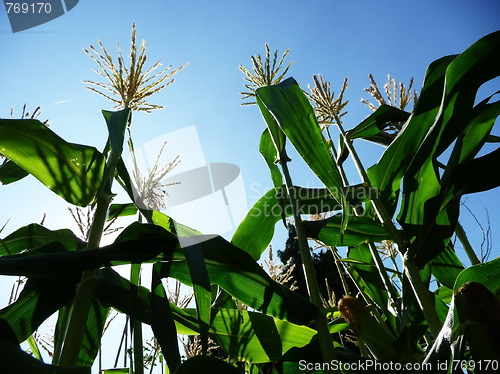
[256,78,344,203]
[0,119,105,206]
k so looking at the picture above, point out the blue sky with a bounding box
[1,0,500,371]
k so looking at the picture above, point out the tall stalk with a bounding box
[59,189,114,366]
[280,160,339,374]
[455,221,480,265]
[332,112,442,337]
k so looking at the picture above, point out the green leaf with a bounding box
[95,267,316,364]
[102,109,130,169]
[399,31,500,266]
[256,77,344,203]
[0,337,90,374]
[454,257,500,293]
[163,235,319,325]
[231,188,282,260]
[0,159,29,185]
[198,308,316,363]
[0,119,106,206]
[259,128,283,189]
[0,223,85,257]
[366,55,457,217]
[256,95,288,162]
[27,335,43,361]
[0,225,178,277]
[347,104,410,146]
[0,273,80,345]
[232,185,371,260]
[77,299,109,367]
[94,267,199,336]
[346,244,396,330]
[303,214,389,247]
[430,242,464,289]
[97,109,131,199]
[0,222,316,325]
[107,203,138,220]
[151,263,182,372]
[183,242,212,354]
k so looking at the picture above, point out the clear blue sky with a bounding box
[1,0,500,371]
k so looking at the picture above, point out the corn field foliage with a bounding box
[1,31,500,374]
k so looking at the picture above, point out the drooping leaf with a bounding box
[231,188,282,260]
[107,203,138,220]
[183,308,317,363]
[95,268,316,364]
[303,214,389,247]
[0,119,106,206]
[0,273,80,345]
[0,226,178,277]
[454,257,500,293]
[150,262,182,372]
[366,55,457,217]
[399,31,500,266]
[232,185,372,260]
[0,159,29,185]
[347,104,410,146]
[256,77,344,203]
[161,235,319,325]
[430,241,464,289]
[183,242,212,354]
[77,299,109,367]
[259,128,283,189]
[0,223,85,257]
[0,337,90,374]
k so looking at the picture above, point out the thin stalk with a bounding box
[52,304,71,365]
[356,337,369,358]
[331,250,350,296]
[333,113,404,245]
[59,274,101,365]
[59,189,113,366]
[455,221,480,265]
[133,320,144,374]
[333,113,442,337]
[132,249,144,374]
[344,266,385,325]
[280,160,339,374]
[404,260,441,337]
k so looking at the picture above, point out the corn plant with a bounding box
[0,30,499,374]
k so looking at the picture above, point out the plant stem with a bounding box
[59,190,113,366]
[333,114,443,337]
[280,160,339,373]
[52,304,71,365]
[403,260,441,337]
[455,221,480,265]
[134,320,144,374]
